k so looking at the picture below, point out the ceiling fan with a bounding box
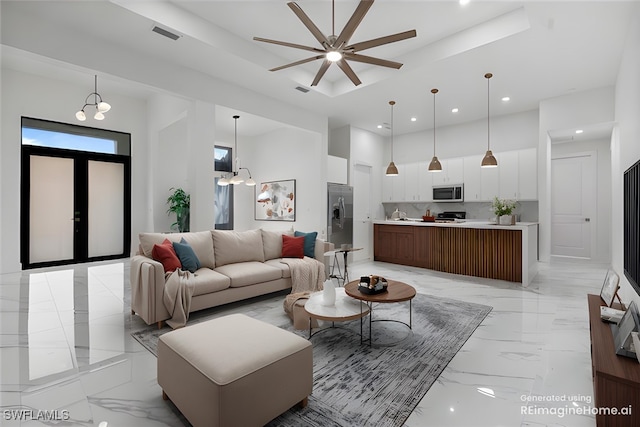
[253,0,417,87]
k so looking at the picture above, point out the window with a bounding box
[214,145,234,230]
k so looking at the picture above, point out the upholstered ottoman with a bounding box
[157,313,312,427]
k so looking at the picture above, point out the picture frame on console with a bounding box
[255,179,296,221]
[600,269,621,308]
[612,301,640,358]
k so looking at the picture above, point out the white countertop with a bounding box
[373,219,538,230]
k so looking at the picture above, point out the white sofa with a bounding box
[130,229,332,328]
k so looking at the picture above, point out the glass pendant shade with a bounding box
[76,75,111,121]
[218,176,230,186]
[481,73,498,168]
[230,173,244,185]
[428,156,442,172]
[245,177,256,186]
[386,161,399,176]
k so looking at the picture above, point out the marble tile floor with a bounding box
[0,258,611,426]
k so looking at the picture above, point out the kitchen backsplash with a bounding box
[383,201,539,222]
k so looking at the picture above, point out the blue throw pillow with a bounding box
[294,231,317,258]
[172,238,201,273]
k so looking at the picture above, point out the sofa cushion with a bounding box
[282,235,305,258]
[211,229,265,267]
[265,259,291,278]
[139,231,215,269]
[151,238,182,273]
[190,268,232,297]
[261,229,293,260]
[215,262,283,288]
[172,238,201,273]
[294,231,318,258]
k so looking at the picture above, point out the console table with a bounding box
[587,294,640,426]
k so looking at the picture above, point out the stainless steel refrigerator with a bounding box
[327,183,353,249]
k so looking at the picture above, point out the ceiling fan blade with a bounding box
[269,55,325,72]
[344,53,403,69]
[346,29,417,52]
[335,0,374,48]
[311,60,331,86]
[287,2,331,49]
[336,59,362,86]
[253,37,325,54]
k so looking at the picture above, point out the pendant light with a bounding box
[218,115,256,187]
[229,115,245,185]
[385,100,399,176]
[76,75,111,121]
[428,88,442,172]
[481,73,498,168]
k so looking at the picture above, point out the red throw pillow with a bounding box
[152,238,181,272]
[282,235,305,258]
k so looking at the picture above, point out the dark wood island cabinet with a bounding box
[373,221,538,285]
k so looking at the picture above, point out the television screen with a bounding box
[624,159,640,295]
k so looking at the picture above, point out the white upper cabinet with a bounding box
[381,164,405,202]
[404,162,419,201]
[418,163,434,202]
[517,148,538,200]
[498,151,519,199]
[463,155,482,201]
[432,158,464,186]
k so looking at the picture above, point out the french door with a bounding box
[21,145,131,269]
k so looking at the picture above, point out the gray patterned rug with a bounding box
[131,293,491,427]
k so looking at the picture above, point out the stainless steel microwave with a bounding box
[433,185,464,202]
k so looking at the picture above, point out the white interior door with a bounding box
[29,155,75,263]
[551,154,596,258]
[353,163,372,262]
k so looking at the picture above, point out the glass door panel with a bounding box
[29,155,74,263]
[88,160,124,258]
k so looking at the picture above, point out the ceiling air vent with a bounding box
[152,25,181,41]
[295,86,310,93]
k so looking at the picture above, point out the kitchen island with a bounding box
[373,220,538,286]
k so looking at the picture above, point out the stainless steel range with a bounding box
[435,211,466,222]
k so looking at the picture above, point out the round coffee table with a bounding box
[344,279,416,346]
[304,287,370,340]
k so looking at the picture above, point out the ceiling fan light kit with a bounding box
[254,0,417,87]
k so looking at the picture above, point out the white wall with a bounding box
[551,138,612,263]
[233,127,327,238]
[0,69,148,273]
[613,4,640,306]
[392,110,539,163]
[538,87,615,262]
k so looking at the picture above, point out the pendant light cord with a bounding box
[233,115,240,172]
[432,89,437,156]
[390,101,395,161]
[485,73,492,151]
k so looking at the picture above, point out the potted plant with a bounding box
[166,187,190,232]
[491,196,517,225]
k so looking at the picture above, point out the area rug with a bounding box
[131,293,492,427]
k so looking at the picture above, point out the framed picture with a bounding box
[255,179,296,221]
[613,301,640,358]
[600,269,620,307]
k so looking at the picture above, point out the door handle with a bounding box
[70,218,80,222]
[585,218,590,222]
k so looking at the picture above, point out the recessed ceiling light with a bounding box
[451,108,459,113]
[576,129,583,134]
[411,117,417,122]
[502,97,510,102]
[459,0,470,5]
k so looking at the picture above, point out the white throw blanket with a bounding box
[281,257,326,329]
[163,269,195,329]
[280,256,326,294]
